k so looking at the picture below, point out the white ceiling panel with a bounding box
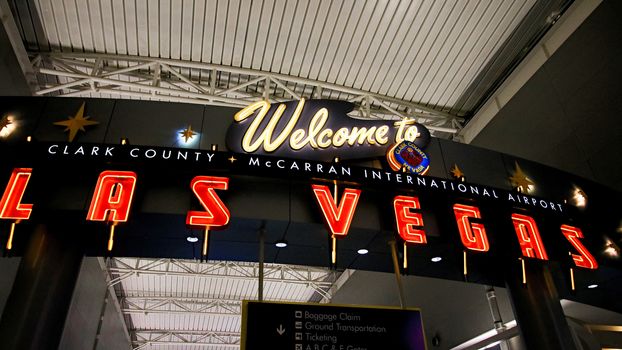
[12,0,573,130]
[107,258,343,348]
[22,0,544,110]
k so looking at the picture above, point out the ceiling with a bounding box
[5,0,572,137]
[107,257,345,349]
[469,0,622,192]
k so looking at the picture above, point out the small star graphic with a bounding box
[450,164,465,180]
[228,156,237,163]
[0,115,12,131]
[180,125,196,143]
[53,102,99,142]
[509,162,534,193]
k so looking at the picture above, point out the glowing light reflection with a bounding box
[0,115,17,138]
[177,128,200,147]
[604,238,620,258]
[571,186,587,208]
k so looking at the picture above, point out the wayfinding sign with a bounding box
[241,301,426,350]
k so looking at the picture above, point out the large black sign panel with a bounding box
[242,301,426,350]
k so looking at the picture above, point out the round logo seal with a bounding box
[387,141,430,175]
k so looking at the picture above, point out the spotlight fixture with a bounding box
[357,248,369,255]
[571,186,587,208]
[275,240,288,248]
[186,236,199,243]
[604,238,620,258]
[587,284,598,289]
[179,125,197,144]
[431,256,442,262]
[0,115,16,138]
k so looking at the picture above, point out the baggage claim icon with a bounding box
[387,141,430,175]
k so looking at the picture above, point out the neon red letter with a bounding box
[511,213,548,260]
[87,171,137,222]
[0,168,33,220]
[561,225,598,269]
[186,176,230,229]
[311,184,360,238]
[393,195,426,244]
[453,204,489,252]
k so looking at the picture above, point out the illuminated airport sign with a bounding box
[225,99,431,162]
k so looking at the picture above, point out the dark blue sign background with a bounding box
[242,301,426,350]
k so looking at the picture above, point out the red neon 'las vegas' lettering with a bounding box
[453,204,489,252]
[186,176,230,228]
[0,168,33,220]
[511,213,548,260]
[86,171,137,222]
[561,224,598,269]
[394,195,426,244]
[311,185,360,238]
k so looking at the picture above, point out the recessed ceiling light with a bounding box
[275,240,288,248]
[186,236,199,243]
[587,284,598,289]
[431,256,442,262]
[357,248,369,255]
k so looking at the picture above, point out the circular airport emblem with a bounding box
[387,141,430,175]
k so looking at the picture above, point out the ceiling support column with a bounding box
[504,260,576,350]
[0,215,83,350]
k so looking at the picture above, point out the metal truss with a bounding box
[30,52,462,135]
[108,258,338,300]
[121,295,241,316]
[132,329,240,349]
[103,258,352,349]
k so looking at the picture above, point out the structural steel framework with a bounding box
[121,295,242,316]
[103,258,346,349]
[30,52,463,135]
[132,330,241,349]
[107,258,338,300]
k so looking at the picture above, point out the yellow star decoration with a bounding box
[509,162,534,193]
[180,125,196,143]
[228,155,237,163]
[450,164,465,180]
[53,102,99,142]
[0,115,12,131]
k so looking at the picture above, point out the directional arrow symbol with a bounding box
[276,324,286,335]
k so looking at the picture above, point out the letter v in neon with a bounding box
[311,184,361,238]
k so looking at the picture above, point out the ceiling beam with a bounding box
[457,0,602,144]
[132,330,241,349]
[108,258,336,286]
[30,52,462,135]
[0,0,38,92]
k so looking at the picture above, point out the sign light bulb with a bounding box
[571,186,587,208]
[604,238,620,258]
[178,125,199,147]
[0,115,16,138]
